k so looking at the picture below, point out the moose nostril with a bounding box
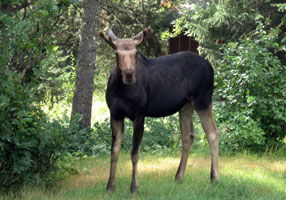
[122,69,135,84]
[126,72,133,79]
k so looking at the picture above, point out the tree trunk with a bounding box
[71,0,97,128]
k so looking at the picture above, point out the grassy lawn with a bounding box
[1,151,286,200]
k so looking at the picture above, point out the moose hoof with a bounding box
[106,182,116,192]
[174,177,184,183]
[130,183,138,194]
[174,173,184,183]
[210,177,219,183]
[210,171,219,183]
[130,186,138,194]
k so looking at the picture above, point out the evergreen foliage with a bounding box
[171,0,286,64]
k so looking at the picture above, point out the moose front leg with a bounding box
[106,116,124,192]
[130,117,145,194]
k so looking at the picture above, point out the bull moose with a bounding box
[99,27,220,193]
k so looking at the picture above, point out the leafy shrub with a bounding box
[142,116,181,152]
[215,21,286,151]
[90,114,209,155]
[65,116,95,155]
[214,106,265,152]
[0,69,79,191]
[0,1,81,191]
[91,116,181,154]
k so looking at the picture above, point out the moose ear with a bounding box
[134,26,153,46]
[99,29,118,49]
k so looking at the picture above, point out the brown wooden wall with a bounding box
[168,33,199,54]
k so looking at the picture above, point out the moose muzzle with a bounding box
[122,68,136,85]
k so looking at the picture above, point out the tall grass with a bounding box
[2,152,286,200]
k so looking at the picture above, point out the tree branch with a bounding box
[19,12,64,84]
[23,0,28,19]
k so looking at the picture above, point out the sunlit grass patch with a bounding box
[220,154,286,196]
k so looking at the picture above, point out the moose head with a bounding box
[100,27,153,85]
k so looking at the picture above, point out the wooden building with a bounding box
[168,32,199,54]
[159,10,199,55]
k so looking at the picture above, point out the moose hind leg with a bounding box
[197,105,220,182]
[106,116,124,192]
[130,117,144,193]
[175,103,194,182]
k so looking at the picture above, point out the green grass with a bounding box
[1,151,286,200]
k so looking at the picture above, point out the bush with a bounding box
[214,106,265,152]
[215,21,286,151]
[91,116,182,154]
[0,1,81,191]
[0,69,78,191]
[90,114,208,155]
